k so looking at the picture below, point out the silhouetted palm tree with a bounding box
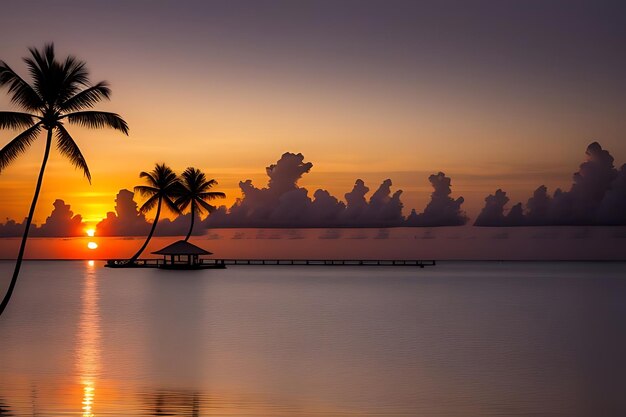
[0,44,128,316]
[130,163,181,262]
[175,167,225,241]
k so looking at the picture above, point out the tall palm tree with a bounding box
[130,163,181,262]
[175,167,225,241]
[0,44,128,317]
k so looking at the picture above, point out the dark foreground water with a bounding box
[0,261,625,416]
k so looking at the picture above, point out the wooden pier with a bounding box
[106,258,436,269]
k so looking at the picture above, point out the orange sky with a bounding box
[1,2,626,225]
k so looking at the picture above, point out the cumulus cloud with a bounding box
[0,153,469,235]
[0,218,26,237]
[526,185,551,225]
[207,153,315,227]
[154,214,192,236]
[475,142,626,226]
[405,172,468,226]
[551,141,617,224]
[0,200,85,237]
[474,189,511,226]
[37,199,85,237]
[205,152,466,228]
[343,179,370,224]
[596,164,626,225]
[96,189,151,236]
[95,190,201,237]
[311,189,346,224]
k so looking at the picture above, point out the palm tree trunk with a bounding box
[129,197,162,263]
[0,129,53,317]
[184,203,195,241]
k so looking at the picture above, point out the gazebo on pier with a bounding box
[152,240,212,268]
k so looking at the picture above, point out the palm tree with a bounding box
[130,163,181,262]
[175,167,225,241]
[0,44,128,317]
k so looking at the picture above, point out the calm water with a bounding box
[0,261,625,416]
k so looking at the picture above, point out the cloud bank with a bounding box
[205,152,467,228]
[0,199,85,237]
[96,189,202,237]
[475,142,626,226]
[0,152,468,236]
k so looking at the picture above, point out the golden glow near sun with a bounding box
[87,242,98,250]
[86,229,95,237]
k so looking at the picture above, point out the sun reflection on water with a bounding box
[77,261,101,416]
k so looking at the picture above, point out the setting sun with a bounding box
[86,229,95,237]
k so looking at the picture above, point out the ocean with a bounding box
[0,261,625,416]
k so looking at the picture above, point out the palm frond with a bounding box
[134,185,159,197]
[163,196,181,214]
[201,178,218,189]
[0,122,42,172]
[24,45,52,104]
[139,195,159,213]
[175,197,191,212]
[24,44,93,108]
[0,112,38,129]
[64,111,129,135]
[136,163,181,214]
[198,191,226,200]
[55,124,91,183]
[59,82,110,112]
[0,61,44,110]
[175,167,225,215]
[59,55,89,101]
[197,199,217,214]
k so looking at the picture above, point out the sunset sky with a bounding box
[1,0,626,225]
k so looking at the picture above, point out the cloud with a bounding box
[206,153,466,228]
[155,213,203,236]
[96,189,151,236]
[0,153,469,235]
[474,189,510,226]
[475,142,626,226]
[405,172,468,226]
[310,189,346,224]
[95,190,205,237]
[36,199,85,237]
[343,179,369,224]
[597,164,626,225]
[207,153,315,227]
[0,200,85,237]
[551,141,617,224]
[0,218,26,237]
[526,185,551,225]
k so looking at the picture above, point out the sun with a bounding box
[87,242,98,250]
[86,229,95,237]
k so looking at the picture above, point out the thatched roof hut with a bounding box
[152,240,212,266]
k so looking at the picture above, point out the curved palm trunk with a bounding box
[129,197,162,263]
[0,129,53,317]
[184,203,195,242]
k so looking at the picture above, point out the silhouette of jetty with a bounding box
[106,240,225,270]
[106,247,436,269]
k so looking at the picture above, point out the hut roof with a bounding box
[152,240,212,255]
